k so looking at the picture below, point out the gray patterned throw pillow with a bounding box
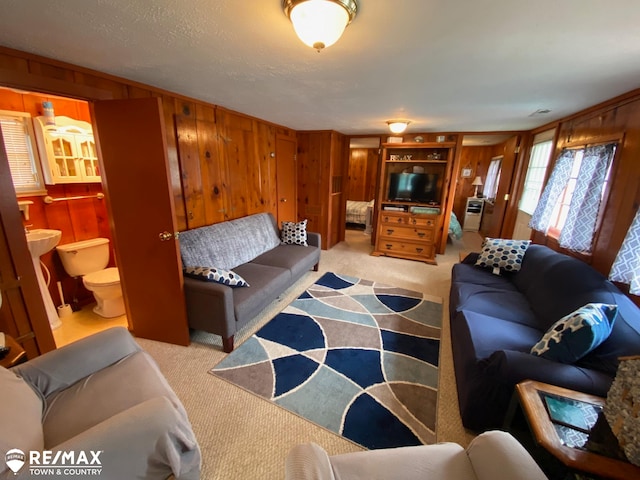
[281,219,308,246]
[183,266,249,287]
[475,237,531,274]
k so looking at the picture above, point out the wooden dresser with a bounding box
[375,210,438,264]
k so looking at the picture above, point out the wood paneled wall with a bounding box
[454,145,494,222]
[0,46,297,238]
[347,148,378,202]
[297,130,348,250]
[531,91,640,285]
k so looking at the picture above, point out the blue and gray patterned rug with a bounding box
[211,272,441,449]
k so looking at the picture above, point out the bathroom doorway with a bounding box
[0,86,190,349]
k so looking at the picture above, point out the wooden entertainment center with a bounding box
[372,142,456,264]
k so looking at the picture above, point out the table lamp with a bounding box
[472,176,483,198]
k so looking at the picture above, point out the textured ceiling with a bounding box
[1,1,640,135]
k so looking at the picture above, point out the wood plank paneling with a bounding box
[176,114,205,228]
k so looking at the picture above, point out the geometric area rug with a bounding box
[211,272,442,450]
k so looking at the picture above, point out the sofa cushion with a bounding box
[0,367,44,474]
[475,238,531,274]
[531,303,618,363]
[179,213,281,271]
[251,244,320,280]
[231,263,292,322]
[281,219,308,246]
[451,262,519,291]
[457,310,543,360]
[183,266,249,287]
[450,283,539,328]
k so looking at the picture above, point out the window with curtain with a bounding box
[519,131,554,215]
[609,207,640,295]
[529,142,617,253]
[0,110,45,195]
[483,156,502,202]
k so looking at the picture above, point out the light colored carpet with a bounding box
[136,230,482,479]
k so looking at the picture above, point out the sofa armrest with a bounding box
[49,396,201,480]
[466,431,548,480]
[183,277,236,339]
[307,232,321,248]
[285,443,336,480]
[12,327,141,398]
[487,349,613,397]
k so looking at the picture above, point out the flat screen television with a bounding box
[388,172,438,203]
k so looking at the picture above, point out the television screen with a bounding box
[388,173,438,202]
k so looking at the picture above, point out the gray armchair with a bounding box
[285,431,548,480]
[0,327,201,479]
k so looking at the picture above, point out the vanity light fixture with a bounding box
[283,0,358,52]
[387,120,410,134]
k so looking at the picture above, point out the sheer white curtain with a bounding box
[609,207,640,295]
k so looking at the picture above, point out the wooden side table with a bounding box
[511,380,640,480]
[0,334,26,368]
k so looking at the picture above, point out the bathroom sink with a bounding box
[26,229,62,257]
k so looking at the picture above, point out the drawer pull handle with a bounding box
[397,218,403,223]
[417,232,425,238]
[386,229,394,235]
[411,219,417,224]
[385,244,393,249]
[416,248,424,253]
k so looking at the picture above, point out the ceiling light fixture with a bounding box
[387,120,410,134]
[283,0,358,52]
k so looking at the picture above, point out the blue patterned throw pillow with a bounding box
[530,303,618,363]
[183,266,249,287]
[475,237,531,274]
[281,219,308,246]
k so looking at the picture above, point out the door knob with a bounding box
[158,231,173,241]
[280,198,287,203]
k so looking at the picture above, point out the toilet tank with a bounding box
[56,238,110,277]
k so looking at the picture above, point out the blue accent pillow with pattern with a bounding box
[183,266,249,287]
[475,237,531,274]
[530,303,618,363]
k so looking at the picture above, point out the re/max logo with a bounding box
[29,450,102,465]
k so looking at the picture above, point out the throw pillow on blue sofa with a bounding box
[475,238,531,274]
[183,266,249,287]
[530,303,618,363]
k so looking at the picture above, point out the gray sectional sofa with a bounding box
[179,213,321,352]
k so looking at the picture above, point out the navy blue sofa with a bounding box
[449,244,640,431]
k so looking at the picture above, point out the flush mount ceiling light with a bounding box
[387,120,410,134]
[283,0,358,52]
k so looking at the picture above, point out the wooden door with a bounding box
[92,97,190,346]
[0,135,56,358]
[276,134,297,223]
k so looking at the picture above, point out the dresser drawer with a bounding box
[378,240,435,259]
[381,213,406,225]
[407,215,436,227]
[380,225,434,242]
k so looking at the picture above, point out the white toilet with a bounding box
[56,238,125,318]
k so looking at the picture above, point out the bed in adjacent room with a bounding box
[346,199,374,233]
